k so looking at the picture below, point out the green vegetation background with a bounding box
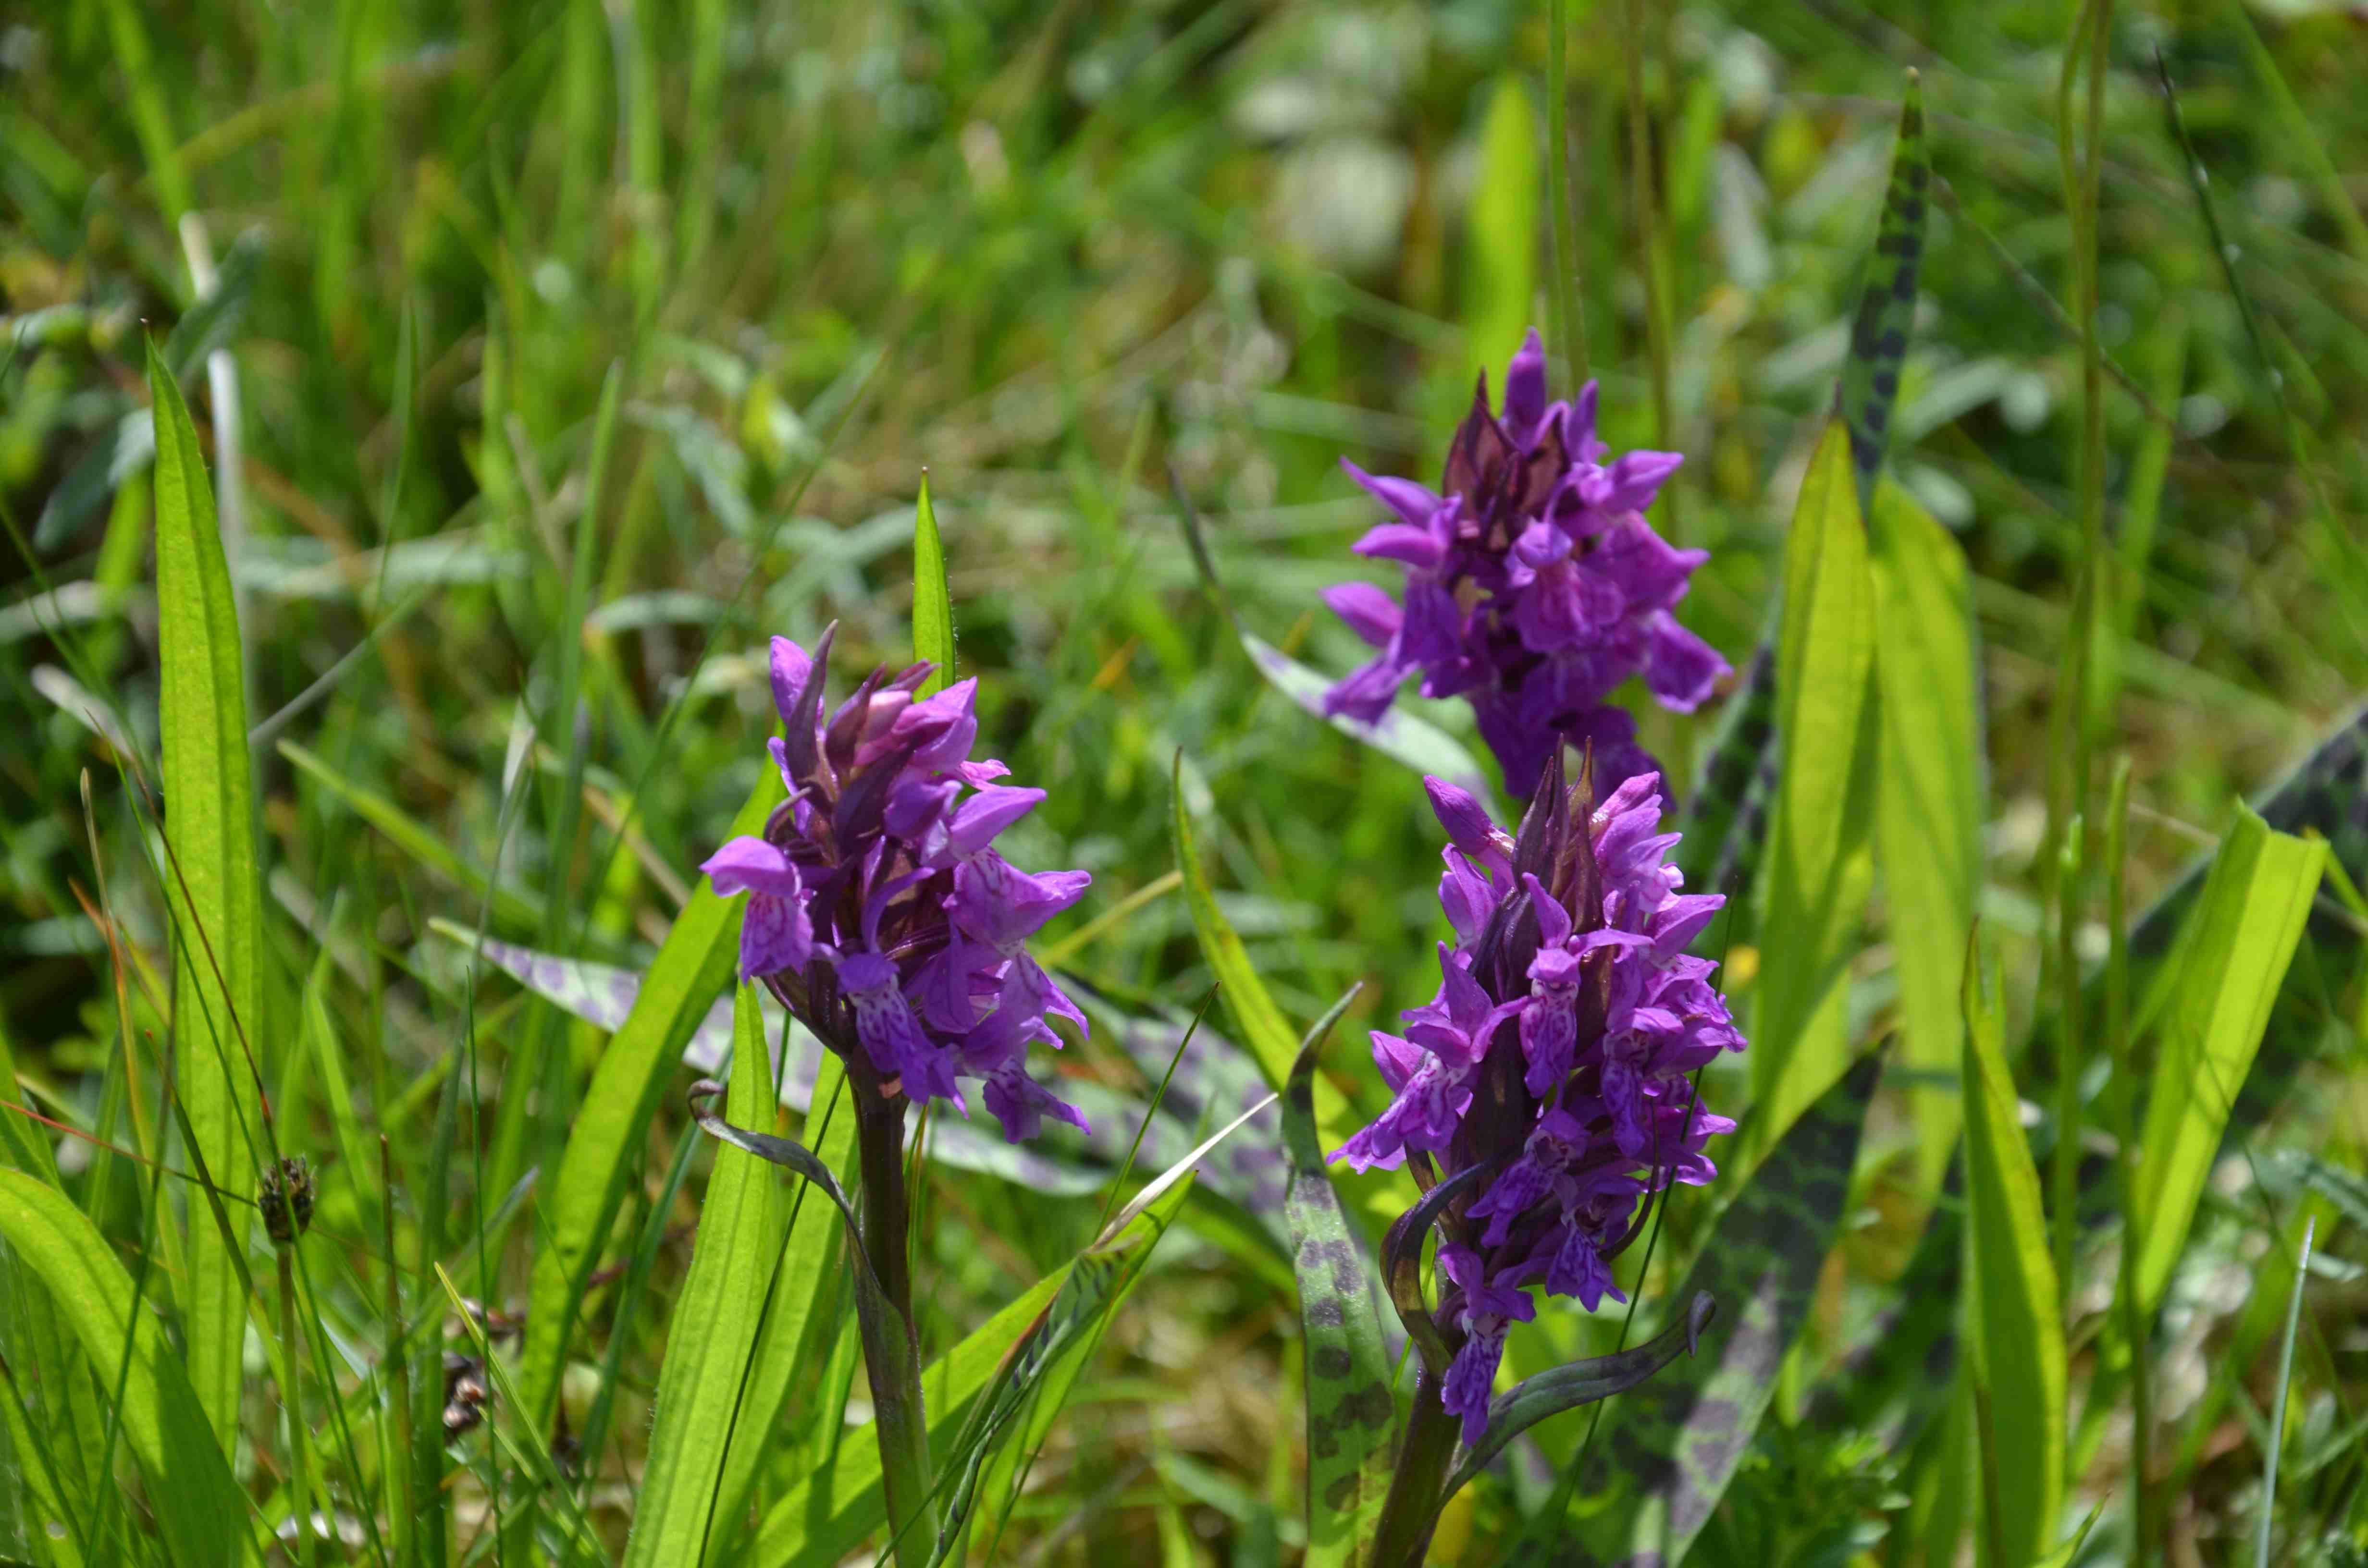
[3,0,2367,1562]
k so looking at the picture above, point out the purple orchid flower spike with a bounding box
[696,623,1092,1143]
[1334,751,1744,1451]
[1320,328,1732,797]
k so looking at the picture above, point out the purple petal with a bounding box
[1501,329,1548,446]
[1645,612,1730,713]
[738,893,814,980]
[947,785,1046,856]
[1341,459,1447,538]
[1350,522,1449,571]
[1323,582,1403,649]
[904,678,981,772]
[1592,520,1707,614]
[1322,654,1409,723]
[1423,776,1508,862]
[1598,449,1685,515]
[702,836,802,900]
[769,636,812,726]
[1443,1325,1507,1447]
[980,1066,1089,1144]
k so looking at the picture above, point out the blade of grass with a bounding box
[1747,423,1875,1162]
[0,1169,252,1568]
[1543,0,1587,384]
[1960,926,2065,1568]
[1867,478,1981,1201]
[913,472,954,696]
[518,769,782,1429]
[1466,75,1538,384]
[148,337,265,1449]
[2131,805,2325,1316]
[1170,750,1298,1093]
[2257,1216,2314,1568]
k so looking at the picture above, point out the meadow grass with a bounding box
[4,0,2368,1563]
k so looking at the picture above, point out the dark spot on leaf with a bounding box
[1314,1346,1355,1381]
[1324,1472,1361,1512]
[1307,1295,1345,1329]
[1339,1380,1394,1429]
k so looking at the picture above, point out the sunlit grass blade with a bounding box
[1281,992,1393,1567]
[750,1179,1199,1567]
[1748,423,1876,1159]
[624,986,790,1568]
[2256,1216,2314,1568]
[1171,750,1299,1093]
[1867,479,1981,1200]
[1560,1055,1879,1563]
[1960,928,2064,1568]
[2131,805,2325,1315]
[708,1049,860,1556]
[913,472,954,696]
[518,769,780,1429]
[148,337,263,1449]
[0,1169,253,1568]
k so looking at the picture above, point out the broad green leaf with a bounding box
[149,339,262,1448]
[913,473,954,696]
[1961,931,2064,1568]
[2131,806,2325,1314]
[518,770,781,1428]
[1464,76,1538,385]
[1282,1000,1394,1567]
[751,1178,1197,1567]
[0,1169,251,1568]
[1750,423,1876,1157]
[1564,1054,1879,1563]
[279,740,542,929]
[625,988,791,1568]
[1172,473,1494,808]
[1835,71,1931,512]
[1172,752,1298,1093]
[0,1345,85,1568]
[1868,480,1982,1197]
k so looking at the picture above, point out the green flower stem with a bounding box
[1371,1369,1461,1568]
[276,1247,317,1568]
[851,1069,940,1565]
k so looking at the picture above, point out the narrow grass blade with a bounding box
[279,740,542,929]
[750,1180,1199,1567]
[1173,473,1493,807]
[1835,72,1929,513]
[2257,1217,2313,1568]
[1750,423,1876,1157]
[1867,479,1982,1198]
[1564,1055,1880,1563]
[1282,994,1394,1567]
[2031,1498,2108,1568]
[2131,805,2325,1314]
[1171,750,1300,1093]
[518,770,780,1429]
[1960,929,2064,1568]
[708,1049,859,1554]
[0,1169,251,1568]
[912,473,954,697]
[149,337,262,1448]
[623,987,791,1568]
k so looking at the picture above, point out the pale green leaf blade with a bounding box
[1171,751,1299,1092]
[1239,634,1494,807]
[1750,422,1877,1154]
[1836,71,1931,512]
[2132,806,2326,1314]
[1283,1003,1394,1566]
[148,337,261,1448]
[1868,478,1983,1197]
[913,473,954,697]
[518,770,781,1429]
[624,987,791,1568]
[0,1169,252,1568]
[1961,931,2065,1568]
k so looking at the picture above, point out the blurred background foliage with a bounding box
[4,0,2368,1560]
